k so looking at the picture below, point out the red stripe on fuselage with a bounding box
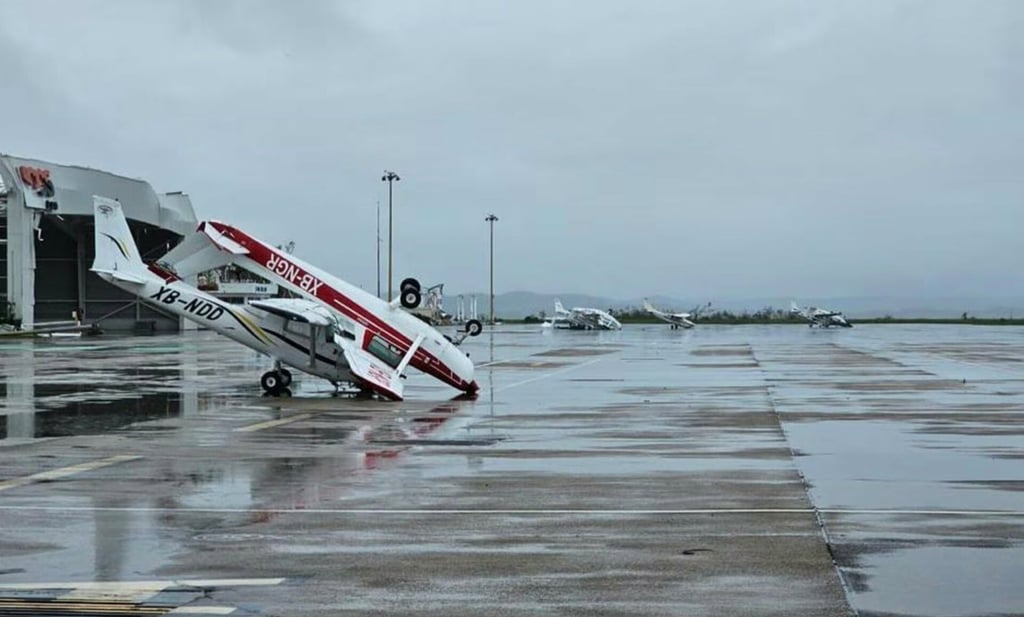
[148,263,180,283]
[206,222,473,392]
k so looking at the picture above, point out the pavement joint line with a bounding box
[168,607,237,615]
[0,505,1022,516]
[495,357,606,392]
[234,412,316,433]
[0,454,141,492]
[755,352,858,616]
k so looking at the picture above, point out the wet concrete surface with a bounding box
[0,325,1022,615]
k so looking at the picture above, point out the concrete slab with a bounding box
[1,325,1022,615]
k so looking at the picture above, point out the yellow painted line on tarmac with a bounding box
[235,413,315,433]
[0,598,167,614]
[0,454,141,492]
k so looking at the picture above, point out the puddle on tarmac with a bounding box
[0,392,183,439]
[849,545,1024,617]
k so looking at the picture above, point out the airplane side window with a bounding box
[284,320,311,338]
[366,336,402,368]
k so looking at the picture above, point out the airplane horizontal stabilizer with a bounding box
[158,229,236,278]
[91,268,148,285]
[199,222,249,255]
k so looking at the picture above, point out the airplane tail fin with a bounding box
[91,196,149,284]
[790,301,802,314]
[554,299,566,314]
[642,298,657,313]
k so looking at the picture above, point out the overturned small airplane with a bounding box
[93,197,481,399]
[643,299,710,329]
[551,299,622,330]
[790,302,853,328]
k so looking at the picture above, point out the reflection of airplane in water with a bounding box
[360,393,498,466]
[246,396,495,510]
[545,299,622,330]
[790,302,853,328]
[643,299,710,330]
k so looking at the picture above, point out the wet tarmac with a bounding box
[1,325,1022,615]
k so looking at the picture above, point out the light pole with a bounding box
[381,170,400,301]
[375,199,381,299]
[486,214,499,325]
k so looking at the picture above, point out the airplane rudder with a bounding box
[92,195,145,271]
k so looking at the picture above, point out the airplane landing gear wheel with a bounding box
[261,370,284,393]
[400,277,421,294]
[401,288,422,309]
[279,369,292,387]
[465,319,483,337]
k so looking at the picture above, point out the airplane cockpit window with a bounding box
[366,335,402,368]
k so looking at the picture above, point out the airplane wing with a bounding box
[340,343,405,401]
[336,333,425,401]
[249,298,334,326]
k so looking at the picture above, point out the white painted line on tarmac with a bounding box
[235,413,315,433]
[0,455,141,492]
[495,357,605,392]
[0,437,58,449]
[0,579,284,592]
[0,578,284,607]
[0,504,1022,517]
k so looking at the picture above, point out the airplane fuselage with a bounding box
[647,309,694,329]
[98,267,350,384]
[201,222,478,394]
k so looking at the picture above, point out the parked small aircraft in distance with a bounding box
[91,197,463,399]
[790,302,853,328]
[157,216,482,399]
[551,299,623,330]
[643,299,711,329]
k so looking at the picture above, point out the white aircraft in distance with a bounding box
[790,302,853,328]
[552,299,623,330]
[643,299,711,329]
[156,215,483,400]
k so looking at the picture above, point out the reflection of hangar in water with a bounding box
[0,154,196,331]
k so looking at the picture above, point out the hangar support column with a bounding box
[2,169,37,330]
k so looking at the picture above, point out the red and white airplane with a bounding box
[154,215,482,400]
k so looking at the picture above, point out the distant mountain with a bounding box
[444,291,1024,320]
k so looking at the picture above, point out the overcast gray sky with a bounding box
[3,0,1022,299]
